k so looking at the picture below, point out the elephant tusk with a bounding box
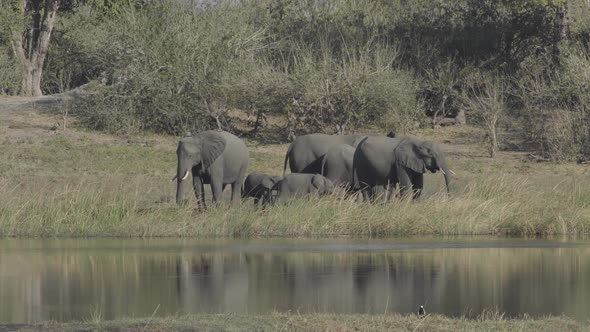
[440,169,446,175]
[181,170,190,181]
[171,175,177,182]
[450,169,457,176]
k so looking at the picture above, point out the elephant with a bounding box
[282,134,368,175]
[174,130,249,208]
[320,144,356,192]
[270,173,335,204]
[242,172,283,205]
[352,136,452,201]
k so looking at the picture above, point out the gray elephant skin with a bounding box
[353,136,451,200]
[283,134,367,175]
[271,173,335,204]
[175,130,249,207]
[242,172,283,205]
[320,144,356,192]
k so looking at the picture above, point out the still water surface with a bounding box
[0,237,589,323]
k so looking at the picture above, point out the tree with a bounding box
[1,0,61,96]
[461,73,508,158]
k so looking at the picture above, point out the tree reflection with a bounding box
[0,240,589,323]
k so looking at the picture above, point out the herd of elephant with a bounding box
[173,130,454,208]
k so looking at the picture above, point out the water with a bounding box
[0,237,589,323]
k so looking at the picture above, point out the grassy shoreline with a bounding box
[0,122,589,237]
[4,312,586,332]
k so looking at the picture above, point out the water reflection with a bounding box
[0,238,589,323]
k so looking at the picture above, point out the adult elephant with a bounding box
[282,134,367,175]
[174,130,248,208]
[320,144,356,191]
[353,136,452,200]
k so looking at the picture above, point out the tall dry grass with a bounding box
[1,169,588,237]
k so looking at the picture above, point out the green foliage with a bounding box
[286,45,421,134]
[0,46,21,95]
[2,0,589,157]
[65,2,266,134]
[516,45,590,160]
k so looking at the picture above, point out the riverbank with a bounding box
[0,107,589,237]
[2,312,585,332]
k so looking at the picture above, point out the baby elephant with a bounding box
[242,172,283,205]
[271,173,335,204]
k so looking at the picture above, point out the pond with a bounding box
[0,237,589,323]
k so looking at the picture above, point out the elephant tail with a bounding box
[320,154,327,176]
[351,164,358,191]
[350,136,368,191]
[283,142,294,176]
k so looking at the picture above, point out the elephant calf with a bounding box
[270,173,335,204]
[242,172,283,206]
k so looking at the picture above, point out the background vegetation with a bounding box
[1,0,589,161]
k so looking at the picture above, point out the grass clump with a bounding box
[14,312,586,332]
[1,172,588,238]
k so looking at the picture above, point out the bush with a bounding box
[287,45,421,135]
[69,2,264,134]
[0,46,21,95]
[66,1,423,137]
[516,46,590,161]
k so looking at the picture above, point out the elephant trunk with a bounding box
[176,157,191,205]
[438,157,451,194]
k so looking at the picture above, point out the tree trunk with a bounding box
[489,124,497,158]
[11,0,60,96]
[552,4,568,67]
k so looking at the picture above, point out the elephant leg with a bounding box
[210,178,224,204]
[276,188,290,204]
[230,182,241,204]
[192,176,206,210]
[412,173,424,199]
[397,166,413,199]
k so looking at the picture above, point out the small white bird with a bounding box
[418,305,426,317]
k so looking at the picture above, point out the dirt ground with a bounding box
[0,94,533,165]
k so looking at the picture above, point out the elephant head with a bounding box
[174,131,226,204]
[312,175,335,194]
[394,138,451,192]
[259,175,283,203]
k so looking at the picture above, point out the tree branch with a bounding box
[11,30,28,66]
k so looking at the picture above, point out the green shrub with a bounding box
[0,46,20,95]
[516,45,590,161]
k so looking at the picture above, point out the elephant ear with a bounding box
[395,140,426,174]
[261,177,275,189]
[200,131,226,169]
